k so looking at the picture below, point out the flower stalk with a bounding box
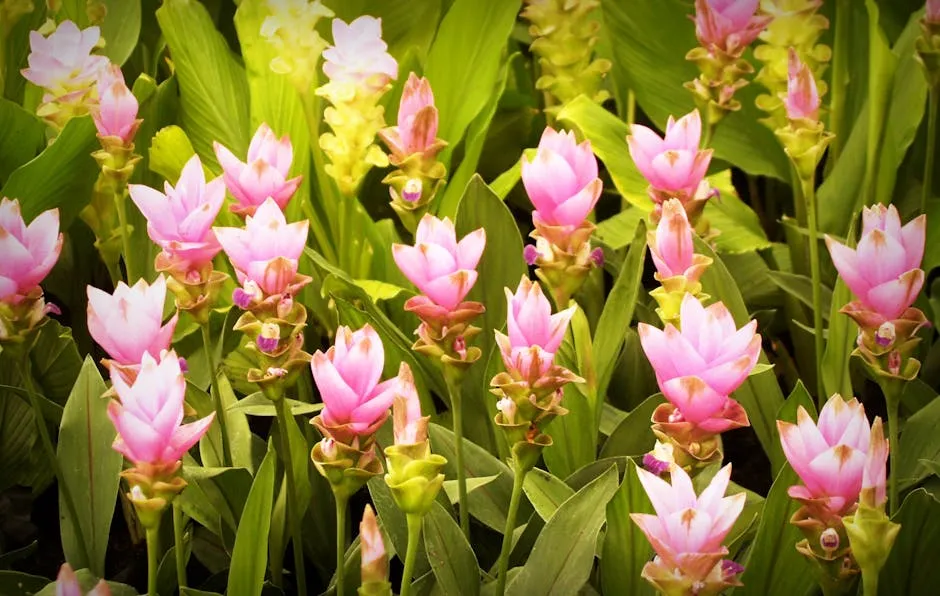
[201,323,232,469]
[334,489,348,596]
[445,368,470,537]
[275,396,308,596]
[146,526,160,596]
[802,175,827,404]
[495,462,527,596]
[400,513,423,596]
[173,500,187,590]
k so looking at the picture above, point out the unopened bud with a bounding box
[721,559,744,580]
[277,295,294,319]
[888,350,901,376]
[266,366,288,378]
[668,408,685,423]
[642,453,671,476]
[497,397,516,424]
[820,527,840,554]
[402,178,423,203]
[875,322,896,347]
[524,244,540,266]
[321,438,337,459]
[453,335,467,359]
[256,322,280,353]
[233,280,262,309]
[590,247,604,268]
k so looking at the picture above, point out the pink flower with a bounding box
[108,350,214,467]
[631,464,745,578]
[0,198,63,302]
[359,504,388,584]
[628,110,713,204]
[86,275,178,366]
[129,155,225,270]
[638,294,760,433]
[928,0,940,24]
[379,73,442,160]
[392,363,424,445]
[649,198,709,282]
[311,324,400,439]
[55,563,111,596]
[214,197,309,297]
[21,20,109,100]
[784,49,820,122]
[322,16,398,91]
[522,128,603,230]
[93,64,140,142]
[213,123,302,216]
[825,204,926,322]
[495,276,576,378]
[692,0,770,55]
[392,215,485,311]
[862,418,888,509]
[778,395,885,515]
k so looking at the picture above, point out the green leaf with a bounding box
[227,447,276,596]
[878,489,940,594]
[1,115,98,227]
[352,279,410,303]
[423,502,481,596]
[99,0,142,65]
[28,320,84,407]
[595,209,646,251]
[0,395,41,492]
[156,0,250,169]
[227,392,324,417]
[442,474,500,505]
[767,271,833,321]
[425,0,522,165]
[600,460,655,596]
[897,385,940,491]
[523,468,575,522]
[704,171,773,254]
[506,465,619,596]
[599,394,665,459]
[0,571,48,595]
[0,98,45,183]
[57,357,123,577]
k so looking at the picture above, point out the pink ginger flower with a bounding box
[495,276,576,379]
[638,293,760,433]
[631,464,746,587]
[928,0,940,24]
[784,49,820,122]
[311,324,401,441]
[0,198,63,302]
[861,416,888,509]
[214,197,309,297]
[692,0,771,55]
[359,504,388,585]
[392,214,486,313]
[213,123,302,216]
[21,20,109,101]
[108,350,214,467]
[379,73,444,161]
[322,16,398,92]
[93,64,140,143]
[649,198,710,282]
[825,204,926,324]
[778,394,887,516]
[87,275,178,367]
[129,155,225,271]
[522,128,603,237]
[55,563,111,596]
[392,362,425,445]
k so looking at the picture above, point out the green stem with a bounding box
[334,491,348,596]
[274,397,308,596]
[173,501,187,589]
[626,89,636,126]
[923,87,938,214]
[201,324,232,468]
[884,383,901,516]
[862,572,878,596]
[113,186,135,281]
[496,463,527,596]
[802,176,827,406]
[146,527,160,596]
[400,513,423,596]
[826,0,851,172]
[20,358,91,567]
[445,371,470,539]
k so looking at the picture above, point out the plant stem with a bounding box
[146,527,160,596]
[883,382,901,516]
[445,371,470,539]
[496,463,527,596]
[826,0,851,172]
[113,187,135,281]
[626,90,636,126]
[801,176,827,406]
[20,357,91,567]
[400,513,423,596]
[862,573,878,596]
[201,324,232,468]
[923,87,938,215]
[173,500,187,589]
[334,491,348,596]
[274,397,308,596]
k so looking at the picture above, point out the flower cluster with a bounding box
[260,0,334,94]
[774,50,833,180]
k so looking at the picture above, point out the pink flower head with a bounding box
[21,20,109,100]
[87,275,178,366]
[496,276,576,378]
[392,362,425,445]
[638,294,760,433]
[631,464,746,576]
[311,324,400,439]
[928,0,940,24]
[628,110,713,205]
[784,49,820,122]
[55,563,111,596]
[359,504,388,584]
[214,197,309,297]
[522,128,603,230]
[649,198,708,282]
[108,350,214,467]
[93,64,140,142]
[379,73,442,160]
[392,215,485,311]
[129,155,225,271]
[0,198,63,302]
[692,0,770,55]
[322,16,398,91]
[826,204,926,323]
[778,395,885,515]
[862,418,888,509]
[213,123,302,215]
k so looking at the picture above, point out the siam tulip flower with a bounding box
[692,0,770,55]
[784,49,821,122]
[631,464,746,593]
[392,363,427,445]
[379,73,445,163]
[21,20,108,101]
[639,293,760,434]
[108,350,215,469]
[322,16,398,92]
[929,0,940,24]
[0,198,63,302]
[129,155,225,271]
[214,197,310,298]
[213,123,302,216]
[649,198,711,282]
[627,109,714,215]
[359,505,389,588]
[93,64,140,144]
[55,563,111,596]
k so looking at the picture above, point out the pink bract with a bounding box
[0,198,63,302]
